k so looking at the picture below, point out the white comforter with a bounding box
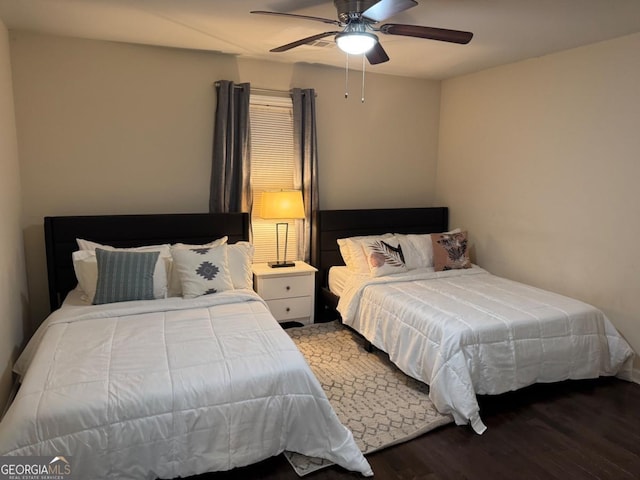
[0,289,372,478]
[338,266,634,434]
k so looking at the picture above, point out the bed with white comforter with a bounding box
[337,266,634,434]
[0,289,372,479]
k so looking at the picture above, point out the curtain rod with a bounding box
[213,82,316,97]
[252,87,317,98]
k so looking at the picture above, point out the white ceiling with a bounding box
[1,0,640,80]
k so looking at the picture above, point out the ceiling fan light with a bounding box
[336,32,377,55]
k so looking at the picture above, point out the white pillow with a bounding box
[395,229,462,270]
[76,238,106,251]
[76,238,172,253]
[337,233,394,274]
[361,236,408,277]
[227,242,254,290]
[74,240,171,301]
[167,237,228,296]
[396,234,433,270]
[72,249,168,303]
[171,244,234,298]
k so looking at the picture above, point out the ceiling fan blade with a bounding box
[269,0,328,11]
[250,10,341,26]
[362,0,418,22]
[366,42,390,65]
[380,23,473,44]
[270,31,339,52]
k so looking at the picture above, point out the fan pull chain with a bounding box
[344,53,349,99]
[361,54,366,103]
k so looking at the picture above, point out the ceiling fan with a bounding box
[251,0,473,65]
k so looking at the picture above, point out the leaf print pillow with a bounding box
[170,244,234,298]
[337,233,395,274]
[362,237,408,277]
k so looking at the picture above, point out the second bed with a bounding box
[313,207,635,434]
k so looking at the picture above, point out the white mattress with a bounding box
[1,289,372,478]
[337,266,635,434]
[328,266,354,297]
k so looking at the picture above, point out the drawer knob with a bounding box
[286,286,291,291]
[286,307,291,312]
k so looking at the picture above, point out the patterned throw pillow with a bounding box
[432,231,472,271]
[167,237,228,296]
[93,249,160,305]
[362,237,407,277]
[170,245,234,298]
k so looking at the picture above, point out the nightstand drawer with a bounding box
[258,274,314,300]
[266,296,312,321]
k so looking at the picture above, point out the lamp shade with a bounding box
[260,190,305,220]
[336,32,377,55]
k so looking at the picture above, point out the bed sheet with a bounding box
[337,266,634,434]
[0,289,372,478]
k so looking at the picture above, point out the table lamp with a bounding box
[260,190,305,268]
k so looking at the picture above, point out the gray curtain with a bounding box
[291,88,319,263]
[210,80,251,213]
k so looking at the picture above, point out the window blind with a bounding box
[249,95,298,264]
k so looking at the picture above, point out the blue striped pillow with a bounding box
[93,248,160,305]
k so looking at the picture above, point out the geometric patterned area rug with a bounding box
[284,321,453,476]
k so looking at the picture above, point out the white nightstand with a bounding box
[252,261,318,326]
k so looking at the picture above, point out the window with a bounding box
[249,94,299,264]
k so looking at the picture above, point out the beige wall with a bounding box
[2,24,638,408]
[436,33,640,369]
[9,32,440,325]
[0,20,28,411]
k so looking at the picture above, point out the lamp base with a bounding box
[268,261,296,268]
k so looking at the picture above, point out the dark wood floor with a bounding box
[193,377,640,480]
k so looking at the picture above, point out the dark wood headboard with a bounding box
[44,212,249,311]
[311,207,448,311]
